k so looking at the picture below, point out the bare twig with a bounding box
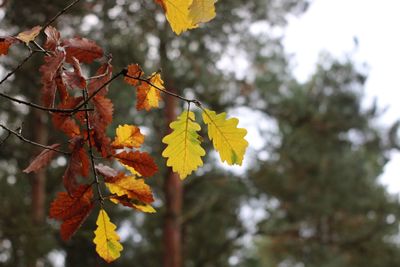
[0,91,93,113]
[0,52,36,86]
[41,0,82,31]
[0,123,70,154]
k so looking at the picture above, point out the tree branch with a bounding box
[0,123,70,154]
[41,0,82,31]
[124,73,202,106]
[81,89,104,203]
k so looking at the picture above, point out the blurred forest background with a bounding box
[1,0,400,267]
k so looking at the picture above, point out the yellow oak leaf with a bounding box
[111,124,144,149]
[155,0,196,35]
[110,195,156,213]
[106,173,155,213]
[93,209,123,263]
[16,26,42,45]
[105,173,154,204]
[202,109,248,165]
[162,110,205,179]
[189,0,216,25]
[120,163,142,177]
[136,73,163,111]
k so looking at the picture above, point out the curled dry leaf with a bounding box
[23,144,61,173]
[16,25,42,45]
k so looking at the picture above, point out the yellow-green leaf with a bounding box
[93,209,123,263]
[202,109,248,165]
[162,110,205,179]
[189,0,216,25]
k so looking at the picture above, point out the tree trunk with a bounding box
[29,108,48,267]
[160,27,183,267]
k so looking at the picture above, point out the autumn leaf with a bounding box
[95,163,119,178]
[51,97,82,137]
[189,0,216,25]
[155,0,196,35]
[88,59,113,95]
[0,37,19,56]
[115,151,158,177]
[62,37,103,64]
[49,185,94,241]
[63,137,90,194]
[93,209,123,263]
[44,26,61,51]
[202,109,248,165]
[105,173,154,204]
[124,64,142,86]
[90,95,114,156]
[40,50,66,107]
[96,165,152,211]
[23,144,61,173]
[16,26,42,45]
[155,0,216,34]
[110,195,156,213]
[111,124,144,149]
[120,163,142,177]
[64,57,86,89]
[162,110,205,179]
[136,73,163,111]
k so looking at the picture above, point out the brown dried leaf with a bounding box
[23,144,61,173]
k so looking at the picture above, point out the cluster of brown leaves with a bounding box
[1,26,160,262]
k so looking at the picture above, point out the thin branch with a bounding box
[0,52,36,86]
[0,91,93,113]
[81,89,104,203]
[124,73,202,106]
[41,0,82,31]
[72,69,125,113]
[0,123,70,154]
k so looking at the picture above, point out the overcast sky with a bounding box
[283,0,400,194]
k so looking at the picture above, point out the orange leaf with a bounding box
[114,151,158,177]
[62,37,103,64]
[105,173,154,203]
[0,37,18,56]
[49,185,94,241]
[124,64,143,86]
[111,124,144,149]
[23,144,60,173]
[52,97,82,137]
[63,137,89,194]
[136,73,163,111]
[90,95,113,156]
[16,26,42,45]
